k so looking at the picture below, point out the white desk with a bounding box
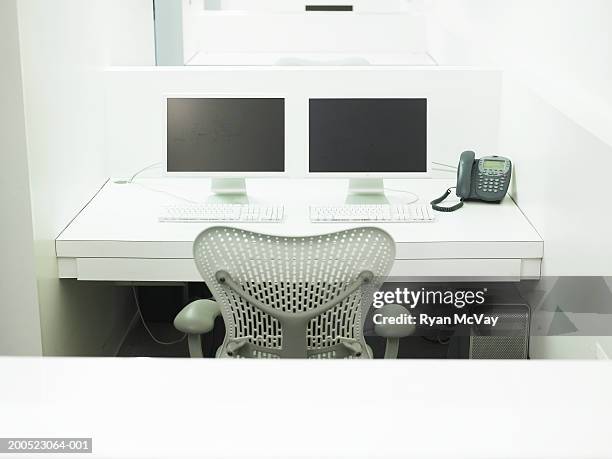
[56,178,543,282]
[1,358,611,459]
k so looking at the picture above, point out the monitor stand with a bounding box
[345,178,389,205]
[207,178,249,204]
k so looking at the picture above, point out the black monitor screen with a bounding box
[167,98,285,173]
[309,98,427,173]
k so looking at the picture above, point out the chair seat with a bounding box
[216,342,374,359]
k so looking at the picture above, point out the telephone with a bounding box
[431,151,512,212]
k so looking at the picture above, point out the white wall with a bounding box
[500,80,612,277]
[182,0,200,63]
[16,0,144,356]
[107,0,156,66]
[426,0,612,150]
[0,0,42,356]
[182,11,427,56]
[106,66,502,179]
[425,0,612,358]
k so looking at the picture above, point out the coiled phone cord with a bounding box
[431,187,464,213]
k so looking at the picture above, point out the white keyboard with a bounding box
[160,204,284,222]
[310,204,435,223]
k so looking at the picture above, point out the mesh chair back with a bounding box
[193,226,395,358]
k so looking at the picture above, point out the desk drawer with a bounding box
[59,257,540,282]
[74,258,201,282]
[390,259,527,281]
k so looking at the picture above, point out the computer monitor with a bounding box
[308,98,428,203]
[165,95,286,200]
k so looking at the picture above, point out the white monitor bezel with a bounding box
[305,96,431,179]
[163,93,289,178]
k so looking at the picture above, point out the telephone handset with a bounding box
[431,151,512,212]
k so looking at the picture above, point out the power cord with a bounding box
[383,189,420,205]
[113,162,203,204]
[432,161,457,170]
[114,162,162,184]
[432,167,457,174]
[131,182,202,205]
[131,286,186,346]
[421,335,451,345]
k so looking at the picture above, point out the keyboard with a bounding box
[160,204,284,222]
[309,204,435,223]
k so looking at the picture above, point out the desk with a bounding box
[56,178,543,282]
[1,358,611,458]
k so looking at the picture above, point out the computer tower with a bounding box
[469,304,530,359]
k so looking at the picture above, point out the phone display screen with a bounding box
[483,160,505,171]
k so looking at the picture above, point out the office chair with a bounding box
[174,226,414,358]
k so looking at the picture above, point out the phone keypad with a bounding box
[478,174,507,194]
